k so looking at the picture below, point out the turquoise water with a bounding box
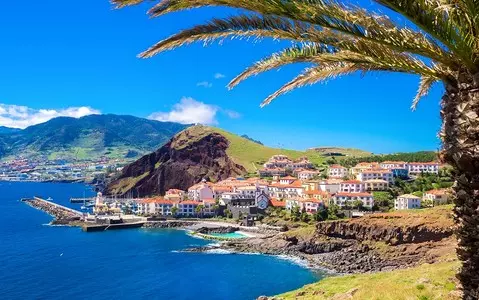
[209,232,248,238]
[0,181,323,300]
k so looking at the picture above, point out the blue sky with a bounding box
[0,1,443,153]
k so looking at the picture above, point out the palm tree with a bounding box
[112,0,479,297]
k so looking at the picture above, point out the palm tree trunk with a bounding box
[441,73,479,299]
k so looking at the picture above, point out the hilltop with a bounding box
[0,114,188,161]
[179,125,326,173]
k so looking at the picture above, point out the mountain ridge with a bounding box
[0,114,189,161]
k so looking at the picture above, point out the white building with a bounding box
[364,179,389,191]
[297,170,320,180]
[407,162,440,175]
[339,180,365,193]
[423,189,450,206]
[318,179,341,194]
[332,192,374,209]
[165,189,186,201]
[136,198,174,216]
[395,194,421,210]
[328,164,348,178]
[380,161,407,170]
[356,169,394,184]
[285,198,324,214]
[177,200,199,217]
[188,181,214,201]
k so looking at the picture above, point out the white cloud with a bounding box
[196,81,213,88]
[148,97,219,125]
[214,73,225,79]
[223,109,241,119]
[0,103,101,129]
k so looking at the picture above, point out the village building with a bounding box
[212,185,233,199]
[220,190,270,219]
[187,180,214,201]
[164,189,186,201]
[267,179,304,199]
[302,180,320,192]
[328,164,348,178]
[395,194,421,210]
[318,179,342,194]
[176,200,199,217]
[340,180,365,193]
[136,198,174,216]
[304,190,331,202]
[269,198,286,209]
[356,168,394,184]
[296,169,320,180]
[332,192,374,209]
[350,162,380,175]
[423,189,450,206]
[364,179,389,191]
[263,154,292,169]
[407,162,440,175]
[201,199,217,216]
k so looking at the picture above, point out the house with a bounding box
[267,180,304,199]
[318,179,342,194]
[339,180,365,193]
[201,198,217,216]
[407,162,440,175]
[379,161,409,178]
[395,194,421,210]
[212,185,233,199]
[356,169,394,184]
[423,189,450,205]
[136,198,174,216]
[286,197,325,214]
[263,155,292,169]
[176,200,199,217]
[187,181,214,201]
[165,189,186,201]
[220,191,270,218]
[297,170,320,180]
[328,164,348,178]
[332,192,374,209]
[304,190,331,202]
[364,179,389,191]
[302,180,320,192]
[350,162,380,175]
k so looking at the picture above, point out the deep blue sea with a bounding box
[0,182,322,300]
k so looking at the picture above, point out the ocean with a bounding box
[0,182,323,300]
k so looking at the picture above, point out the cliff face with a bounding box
[315,219,453,245]
[106,130,246,196]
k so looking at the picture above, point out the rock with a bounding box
[295,291,306,296]
[106,127,246,196]
[331,288,359,300]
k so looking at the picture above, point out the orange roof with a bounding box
[140,198,174,205]
[281,176,297,180]
[330,164,346,169]
[268,180,303,188]
[335,192,373,197]
[212,186,233,192]
[409,162,439,165]
[381,161,407,164]
[269,198,286,207]
[361,169,392,174]
[166,189,185,194]
[425,189,449,195]
[202,199,216,204]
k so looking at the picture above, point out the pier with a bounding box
[22,197,83,223]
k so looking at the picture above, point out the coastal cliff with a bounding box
[218,207,456,274]
[105,126,246,196]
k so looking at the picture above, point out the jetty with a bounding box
[22,197,83,224]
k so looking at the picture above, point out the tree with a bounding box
[170,206,178,218]
[114,1,479,296]
[224,209,233,219]
[195,204,204,218]
[290,205,301,222]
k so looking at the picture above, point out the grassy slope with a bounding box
[277,260,460,300]
[174,125,326,173]
[276,206,459,300]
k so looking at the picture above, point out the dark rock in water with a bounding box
[106,126,246,196]
[142,221,198,228]
[195,226,239,234]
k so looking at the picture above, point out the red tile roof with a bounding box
[341,180,363,184]
[335,192,373,197]
[270,198,286,207]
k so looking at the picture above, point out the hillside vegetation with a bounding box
[310,147,372,157]
[276,260,460,300]
[176,125,326,172]
[0,114,188,161]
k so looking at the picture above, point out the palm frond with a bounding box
[229,41,446,90]
[375,0,477,70]
[260,63,357,107]
[411,75,438,110]
[114,0,458,68]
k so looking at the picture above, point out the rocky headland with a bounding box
[106,126,246,196]
[187,207,456,275]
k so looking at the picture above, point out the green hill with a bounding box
[309,147,372,157]
[174,125,326,173]
[0,114,189,161]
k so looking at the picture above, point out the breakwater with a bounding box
[22,197,82,224]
